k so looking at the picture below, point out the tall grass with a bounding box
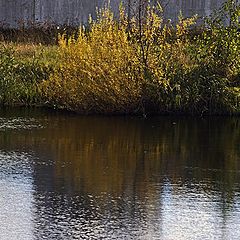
[0,44,54,106]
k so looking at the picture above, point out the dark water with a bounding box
[0,108,240,240]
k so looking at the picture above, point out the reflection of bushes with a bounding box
[0,113,240,196]
[1,0,240,114]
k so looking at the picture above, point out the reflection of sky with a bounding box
[159,180,240,240]
[32,177,240,240]
[1,156,240,240]
[0,152,34,240]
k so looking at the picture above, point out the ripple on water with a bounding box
[0,151,34,240]
[0,151,33,179]
[0,117,43,131]
[0,114,240,239]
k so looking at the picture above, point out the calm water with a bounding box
[0,109,240,240]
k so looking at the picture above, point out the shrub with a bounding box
[42,8,144,113]
[41,5,197,114]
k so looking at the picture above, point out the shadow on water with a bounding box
[0,108,240,239]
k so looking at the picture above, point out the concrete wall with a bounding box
[162,0,225,22]
[0,0,116,27]
[0,0,226,28]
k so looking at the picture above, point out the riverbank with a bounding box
[0,1,239,116]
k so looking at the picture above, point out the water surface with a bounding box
[0,108,240,240]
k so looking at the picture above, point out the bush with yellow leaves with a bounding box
[41,4,195,114]
[42,7,140,113]
[41,0,240,115]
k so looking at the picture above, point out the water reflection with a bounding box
[0,109,240,239]
[0,151,34,240]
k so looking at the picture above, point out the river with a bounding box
[0,108,240,240]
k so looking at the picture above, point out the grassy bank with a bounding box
[0,0,240,115]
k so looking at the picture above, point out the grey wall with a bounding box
[0,0,226,28]
[0,0,117,27]
[162,0,225,22]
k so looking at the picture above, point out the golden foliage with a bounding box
[40,2,239,115]
[42,8,145,113]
